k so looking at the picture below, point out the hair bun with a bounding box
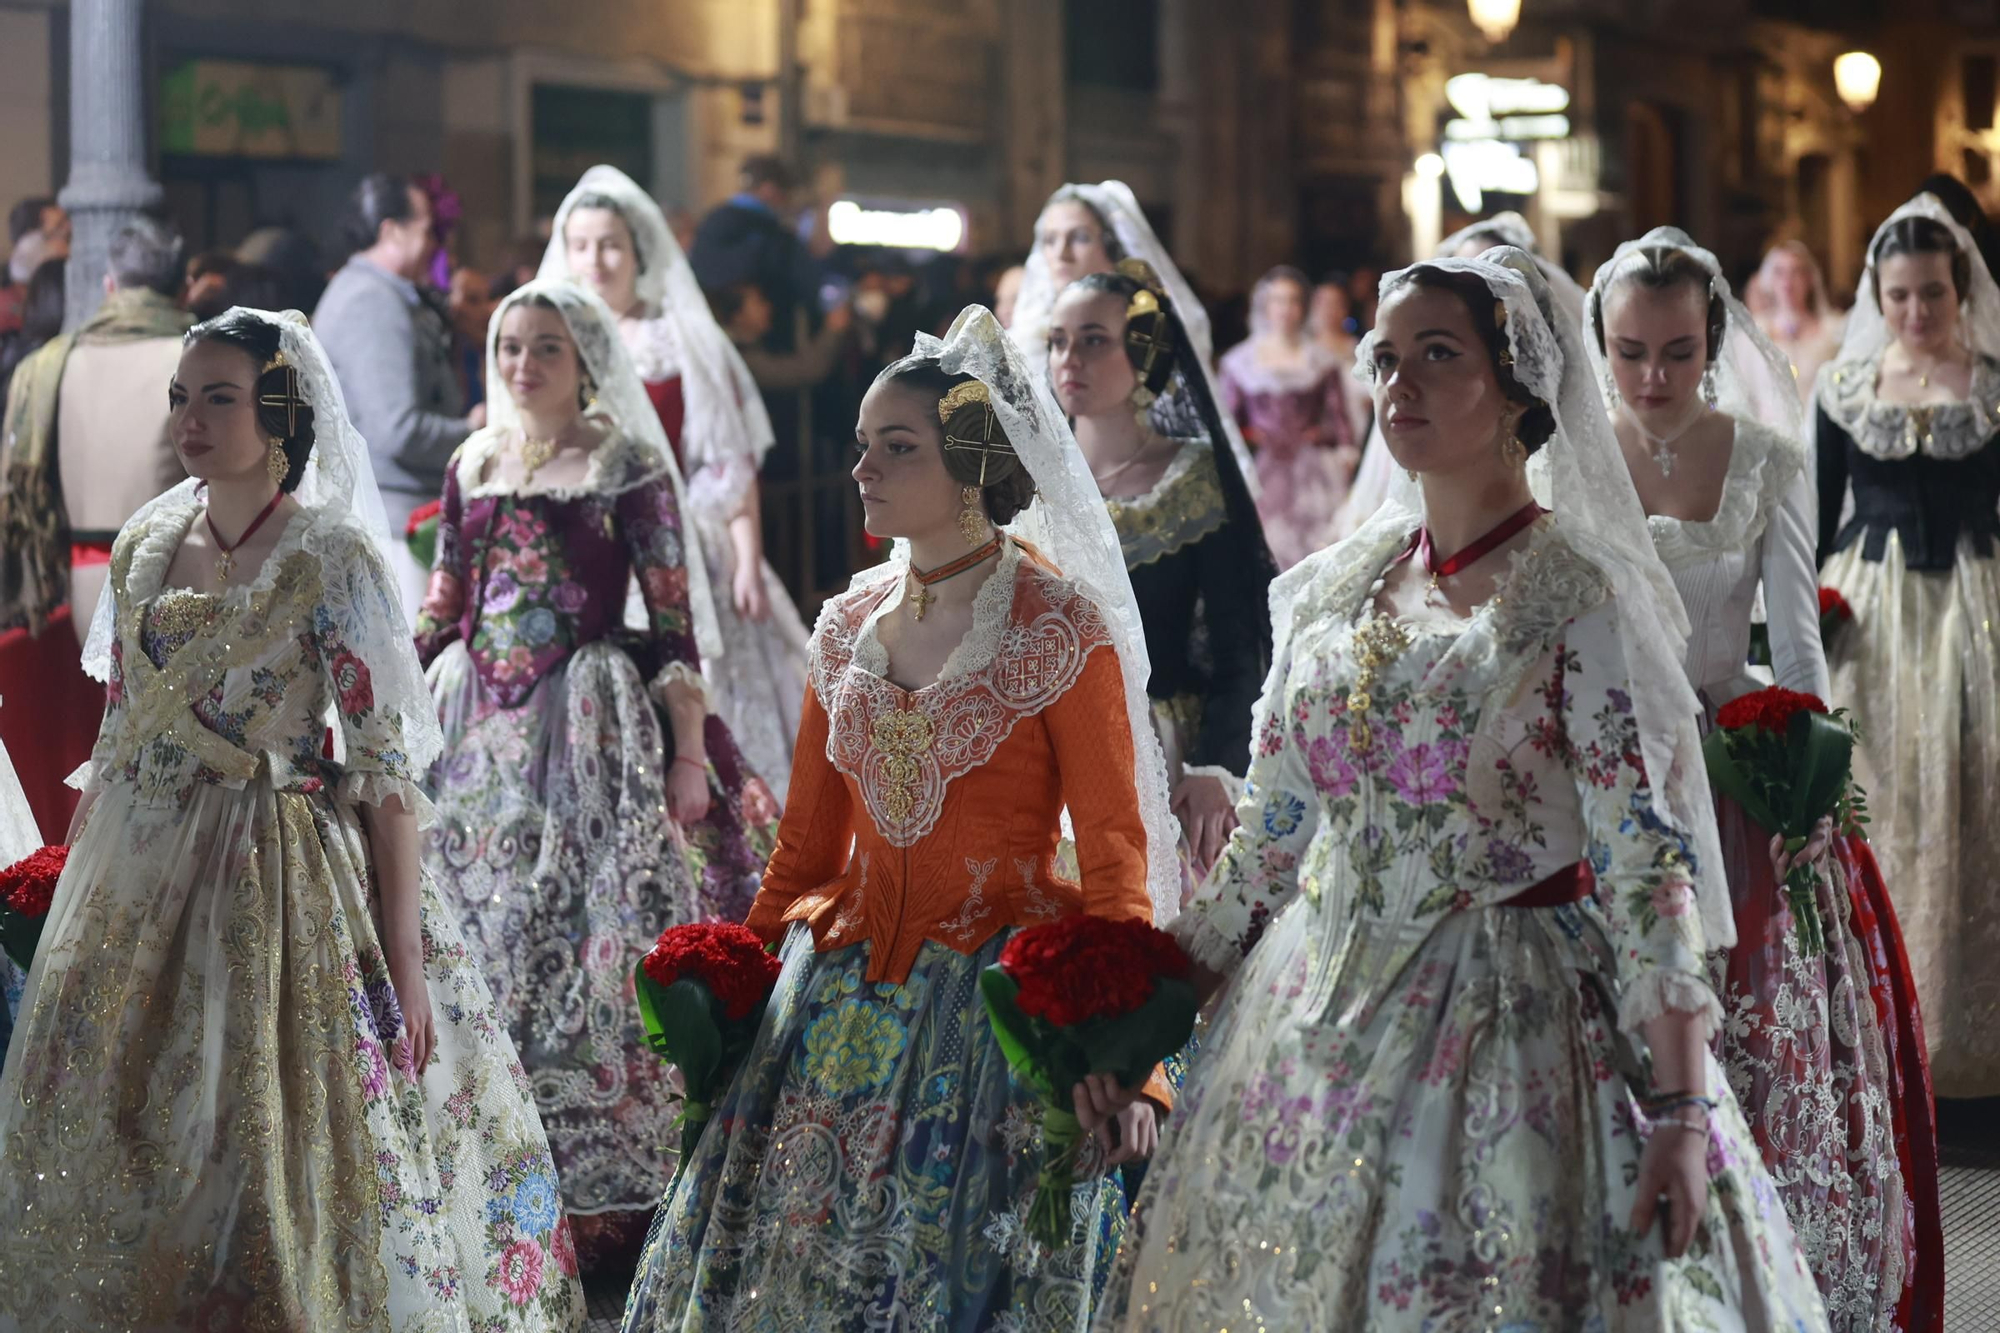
[940,381,1022,487]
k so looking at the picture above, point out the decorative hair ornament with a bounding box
[1114,257,1177,393]
[936,379,992,423]
[259,350,306,441]
[940,376,1020,489]
[1494,301,1516,372]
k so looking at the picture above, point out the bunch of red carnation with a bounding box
[999,913,1191,1028]
[983,914,1198,1247]
[405,499,444,572]
[1705,686,1859,955]
[1715,687,1828,737]
[641,921,782,1022]
[0,844,66,969]
[1818,586,1854,642]
[635,921,784,1180]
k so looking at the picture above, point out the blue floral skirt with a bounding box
[621,927,1125,1332]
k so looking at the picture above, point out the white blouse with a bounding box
[1648,415,1828,706]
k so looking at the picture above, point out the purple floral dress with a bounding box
[416,430,778,1261]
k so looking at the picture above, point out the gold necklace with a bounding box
[520,434,559,480]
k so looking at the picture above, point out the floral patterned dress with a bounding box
[1653,415,1933,1332]
[0,498,585,1331]
[416,426,779,1259]
[1098,519,1829,1332]
[622,542,1168,1332]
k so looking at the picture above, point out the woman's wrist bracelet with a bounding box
[673,755,707,772]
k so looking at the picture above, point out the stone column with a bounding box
[59,0,163,331]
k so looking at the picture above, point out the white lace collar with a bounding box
[1821,353,2000,461]
[851,538,1023,688]
[455,416,667,502]
[122,489,317,609]
[1648,416,1805,567]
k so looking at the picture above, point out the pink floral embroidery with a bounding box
[492,1238,545,1305]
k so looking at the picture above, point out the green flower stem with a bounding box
[1027,1107,1084,1250]
[1784,863,1826,958]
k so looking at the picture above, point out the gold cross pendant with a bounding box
[907,580,935,621]
[215,551,235,581]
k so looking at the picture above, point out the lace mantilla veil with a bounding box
[80,308,447,773]
[540,165,775,467]
[1350,247,1732,948]
[1438,211,1588,334]
[1584,226,1807,458]
[476,278,724,680]
[1008,180,1257,494]
[1825,191,2000,377]
[884,306,1182,927]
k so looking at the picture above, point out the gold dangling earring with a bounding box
[267,440,290,488]
[957,484,988,546]
[1503,430,1528,468]
[1405,468,1420,483]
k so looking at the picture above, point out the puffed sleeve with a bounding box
[745,679,852,939]
[1041,640,1176,1111]
[1042,644,1152,925]
[1759,460,1831,699]
[1170,626,1316,976]
[1186,514,1271,779]
[66,628,127,798]
[616,473,708,702]
[309,530,443,825]
[412,454,466,665]
[1555,602,1721,1038]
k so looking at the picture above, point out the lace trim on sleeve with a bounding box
[650,659,714,709]
[1617,964,1723,1040]
[337,771,439,829]
[64,759,106,795]
[1171,905,1246,977]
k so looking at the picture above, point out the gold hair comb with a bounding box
[936,379,991,424]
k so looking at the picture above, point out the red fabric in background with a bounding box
[644,375,687,473]
[1838,833,1944,1333]
[0,607,103,843]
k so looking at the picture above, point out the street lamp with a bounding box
[1468,0,1522,44]
[1834,51,1882,114]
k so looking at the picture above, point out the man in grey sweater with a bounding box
[314,174,483,621]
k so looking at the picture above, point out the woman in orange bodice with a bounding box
[621,306,1183,1332]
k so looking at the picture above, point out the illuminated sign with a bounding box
[160,59,342,160]
[1435,73,1570,210]
[1441,139,1538,213]
[1445,73,1570,119]
[827,200,966,252]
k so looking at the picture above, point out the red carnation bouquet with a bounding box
[980,914,1198,1248]
[635,921,784,1179]
[1818,586,1854,641]
[405,499,443,574]
[1704,686,1866,955]
[0,845,67,970]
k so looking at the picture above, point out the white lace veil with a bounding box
[1009,180,1257,493]
[81,308,447,770]
[540,165,776,467]
[1826,191,2000,375]
[1358,248,1732,948]
[884,306,1182,926]
[479,278,724,677]
[1438,211,1588,335]
[1584,226,1807,448]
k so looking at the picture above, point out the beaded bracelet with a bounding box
[1652,1118,1708,1137]
[1643,1094,1718,1118]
